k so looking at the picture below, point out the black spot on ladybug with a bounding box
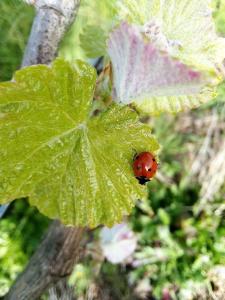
[136,165,142,170]
[148,168,152,171]
[153,158,156,161]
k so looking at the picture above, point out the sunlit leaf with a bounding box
[116,0,225,72]
[108,22,217,114]
[0,59,159,227]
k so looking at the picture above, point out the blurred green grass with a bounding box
[0,0,34,81]
[0,200,50,296]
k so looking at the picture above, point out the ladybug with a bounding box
[133,152,158,185]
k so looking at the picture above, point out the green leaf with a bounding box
[77,0,118,58]
[0,59,159,227]
[80,26,107,58]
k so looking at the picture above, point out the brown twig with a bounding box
[5,221,85,300]
[22,0,80,67]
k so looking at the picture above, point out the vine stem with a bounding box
[5,221,85,300]
[22,0,80,67]
[4,1,87,299]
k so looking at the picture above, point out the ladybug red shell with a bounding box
[133,152,158,185]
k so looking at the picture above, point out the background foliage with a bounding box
[0,0,224,299]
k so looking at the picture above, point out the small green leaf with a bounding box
[63,0,118,60]
[0,59,159,227]
[80,26,107,58]
[158,208,170,225]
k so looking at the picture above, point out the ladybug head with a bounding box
[136,176,150,185]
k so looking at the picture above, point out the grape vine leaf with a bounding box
[116,0,225,72]
[0,59,159,227]
[107,1,225,114]
[108,22,220,114]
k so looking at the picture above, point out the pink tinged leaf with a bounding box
[108,22,207,105]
